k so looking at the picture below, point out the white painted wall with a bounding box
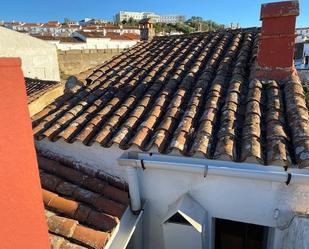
[304,43,309,56]
[72,32,139,50]
[108,40,138,49]
[0,27,60,81]
[84,38,138,49]
[42,38,138,51]
[282,216,309,249]
[36,139,309,249]
[56,42,88,51]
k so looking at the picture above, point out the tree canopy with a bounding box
[152,16,224,34]
[119,16,224,34]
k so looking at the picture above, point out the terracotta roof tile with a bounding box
[32,29,309,168]
[38,155,129,248]
[25,77,61,103]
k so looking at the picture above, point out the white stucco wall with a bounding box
[304,43,309,56]
[109,40,138,49]
[0,27,60,81]
[84,38,138,49]
[54,42,88,51]
[72,32,138,50]
[36,139,309,249]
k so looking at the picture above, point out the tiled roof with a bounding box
[32,30,309,168]
[32,35,59,41]
[105,32,140,41]
[76,31,139,41]
[38,155,129,249]
[77,31,107,38]
[122,26,139,30]
[33,35,85,43]
[58,37,85,43]
[22,22,42,27]
[25,77,61,103]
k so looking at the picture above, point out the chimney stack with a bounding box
[256,0,299,79]
[139,18,155,41]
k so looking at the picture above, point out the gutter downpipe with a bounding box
[126,166,142,213]
[118,154,309,185]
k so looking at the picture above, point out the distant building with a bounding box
[159,15,185,24]
[2,21,81,36]
[116,11,186,24]
[32,35,87,51]
[296,27,309,37]
[115,11,160,23]
[296,27,309,43]
[72,30,140,49]
[41,21,61,34]
[79,18,107,26]
[295,41,309,70]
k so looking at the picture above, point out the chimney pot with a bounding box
[257,1,299,79]
[260,1,299,20]
[139,18,155,41]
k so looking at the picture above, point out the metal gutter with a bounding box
[126,166,142,212]
[117,152,309,185]
[106,207,144,249]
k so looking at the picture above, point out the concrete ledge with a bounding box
[28,84,64,116]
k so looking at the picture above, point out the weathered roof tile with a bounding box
[38,155,129,248]
[32,29,309,168]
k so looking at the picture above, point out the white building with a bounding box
[3,21,81,36]
[79,18,108,26]
[159,15,185,24]
[296,27,309,43]
[295,41,309,70]
[116,11,186,24]
[116,11,160,23]
[72,31,139,49]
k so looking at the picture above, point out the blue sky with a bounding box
[1,0,308,27]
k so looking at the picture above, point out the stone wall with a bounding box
[58,48,124,76]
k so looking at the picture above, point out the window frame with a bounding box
[208,216,274,249]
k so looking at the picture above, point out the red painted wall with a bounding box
[0,58,50,249]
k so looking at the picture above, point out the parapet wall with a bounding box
[58,48,124,76]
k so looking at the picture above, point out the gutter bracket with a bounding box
[204,164,208,178]
[285,173,292,185]
[140,159,146,170]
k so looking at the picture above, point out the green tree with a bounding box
[63,17,71,24]
[128,17,134,24]
[152,16,223,35]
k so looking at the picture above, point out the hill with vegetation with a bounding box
[121,16,225,34]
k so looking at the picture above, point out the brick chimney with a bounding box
[139,18,155,41]
[256,0,299,79]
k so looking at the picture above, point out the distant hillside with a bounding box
[121,16,224,34]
